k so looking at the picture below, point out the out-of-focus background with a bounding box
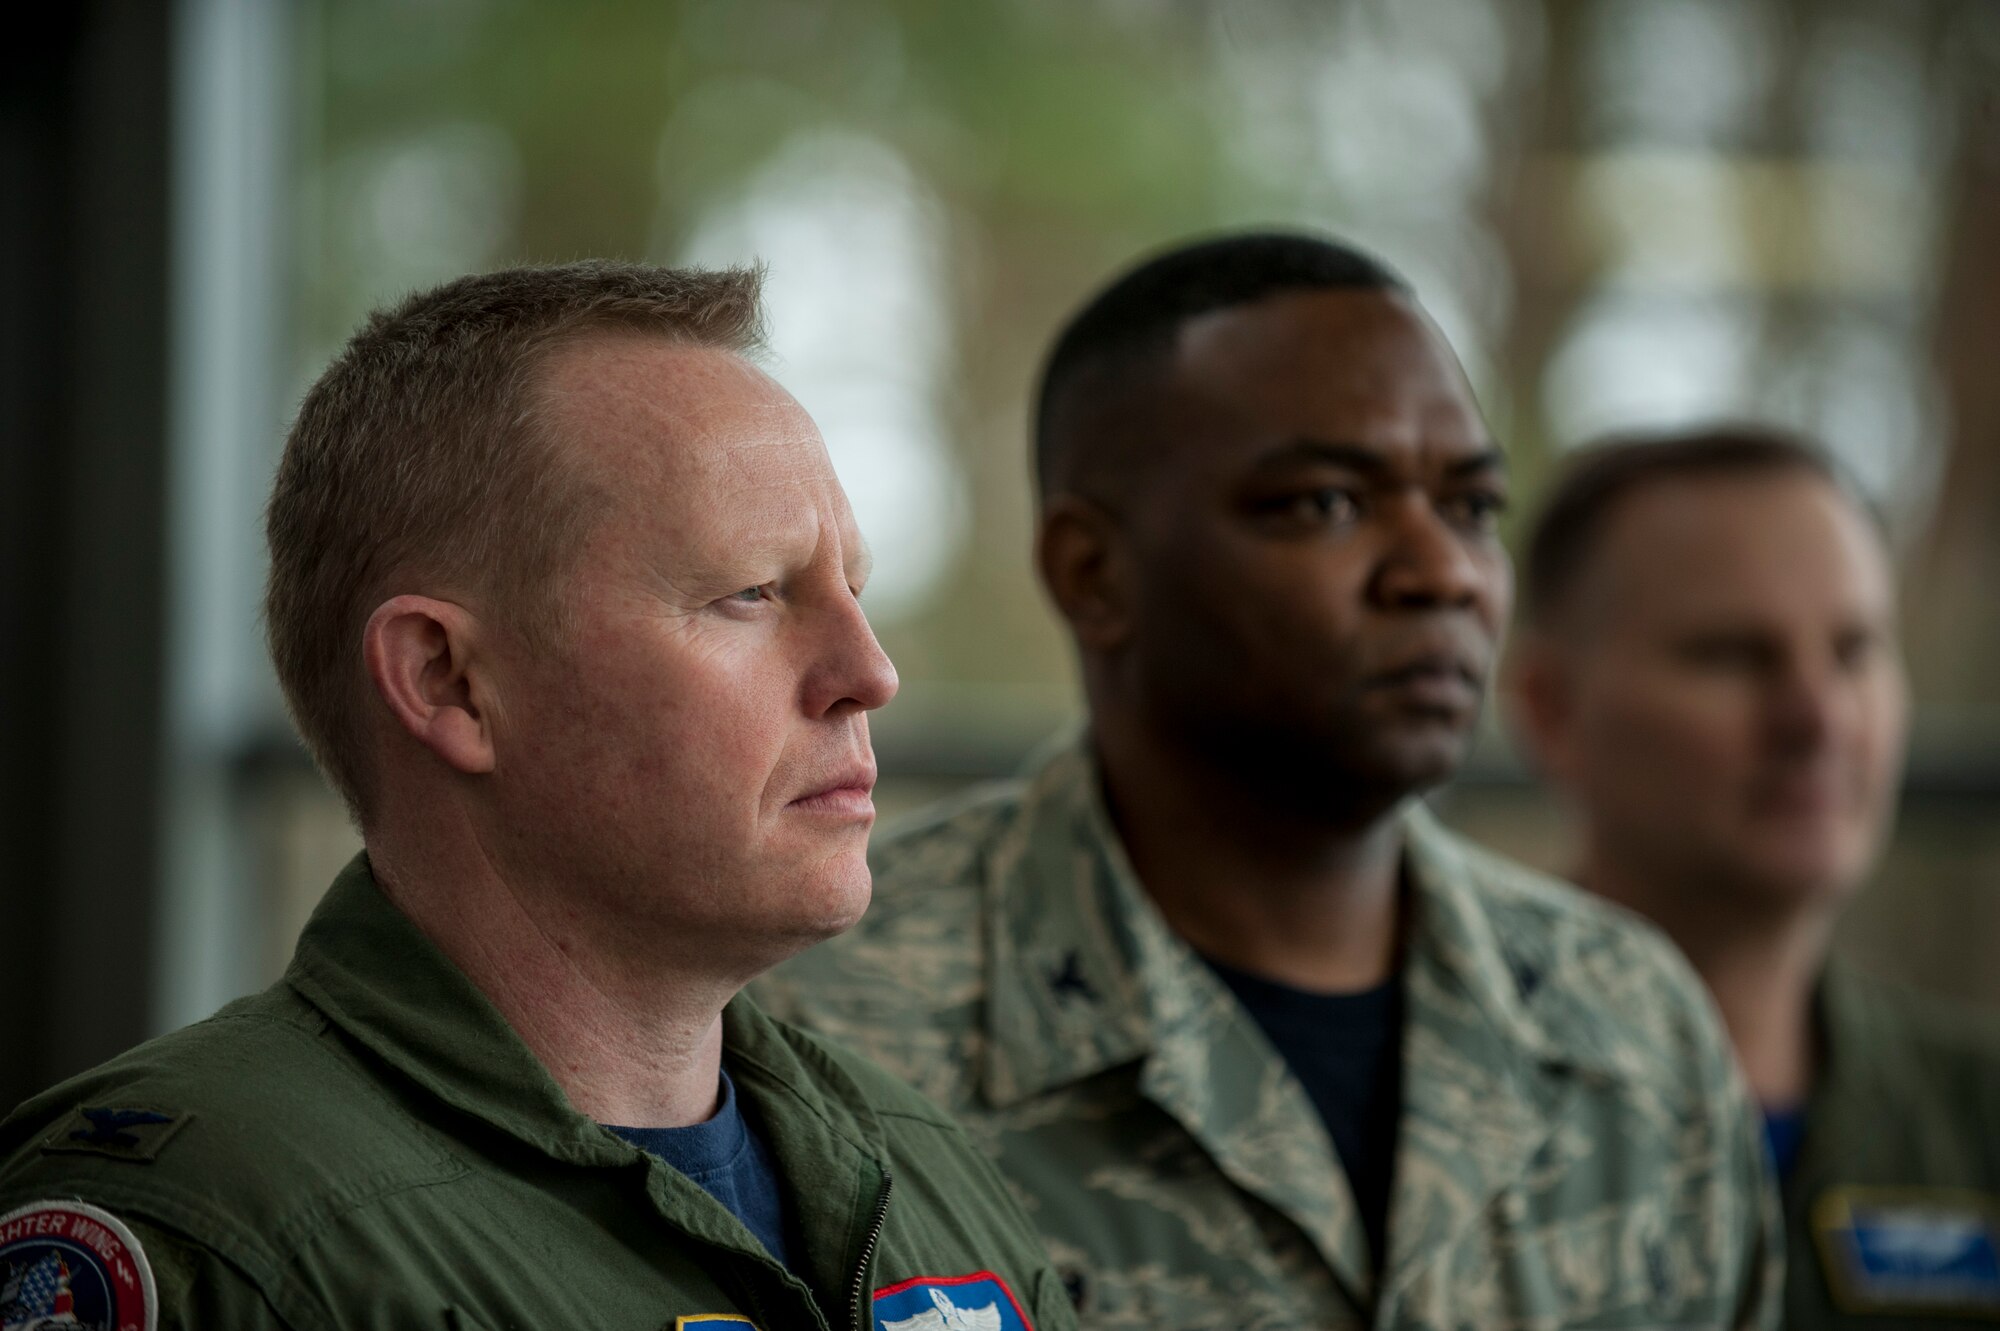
[5,0,1998,1111]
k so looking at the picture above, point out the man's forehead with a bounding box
[1587,472,1893,628]
[534,335,860,568]
[540,337,823,483]
[1175,287,1461,388]
[1164,287,1486,450]
[1243,436,1505,479]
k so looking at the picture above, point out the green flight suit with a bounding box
[1783,962,2000,1328]
[755,740,1783,1330]
[0,856,1076,1331]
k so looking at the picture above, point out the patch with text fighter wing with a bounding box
[0,1200,156,1331]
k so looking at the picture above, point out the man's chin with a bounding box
[1735,849,1871,911]
[1332,726,1474,797]
[791,861,876,939]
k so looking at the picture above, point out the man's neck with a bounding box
[1092,721,1409,994]
[1585,856,1833,1108]
[366,817,736,1130]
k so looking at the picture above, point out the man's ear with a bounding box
[1036,495,1134,653]
[1503,633,1575,785]
[362,595,497,776]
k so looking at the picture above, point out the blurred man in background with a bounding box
[1508,426,2000,1327]
[759,233,1779,1330]
[0,262,1076,1331]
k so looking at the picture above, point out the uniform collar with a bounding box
[977,738,1648,1309]
[286,855,896,1311]
[979,738,1633,1108]
[284,855,898,1322]
[1817,962,1891,1069]
[286,854,885,1165]
[282,855,613,1160]
[1807,959,1938,1122]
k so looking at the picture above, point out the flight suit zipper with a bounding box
[847,1170,894,1331]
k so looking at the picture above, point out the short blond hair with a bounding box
[265,260,765,820]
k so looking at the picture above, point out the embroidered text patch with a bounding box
[0,1199,157,1331]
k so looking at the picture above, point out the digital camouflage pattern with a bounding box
[1783,962,2000,1329]
[757,739,1782,1330]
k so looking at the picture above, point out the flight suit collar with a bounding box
[1811,960,1917,1110]
[1793,960,1950,1189]
[285,854,893,1326]
[285,854,613,1161]
[287,854,887,1147]
[979,738,1637,1313]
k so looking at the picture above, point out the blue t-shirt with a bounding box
[1763,1104,1809,1183]
[1203,956,1405,1273]
[605,1070,793,1267]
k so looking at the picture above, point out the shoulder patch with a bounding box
[40,1107,190,1163]
[1813,1187,2000,1318]
[873,1271,1033,1330]
[0,1199,157,1331]
[673,1317,757,1329]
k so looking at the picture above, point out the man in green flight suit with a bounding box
[0,262,1076,1331]
[756,232,1782,1329]
[1507,426,2000,1328]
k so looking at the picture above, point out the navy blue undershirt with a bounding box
[1203,956,1406,1273]
[604,1070,794,1267]
[1762,1104,1809,1183]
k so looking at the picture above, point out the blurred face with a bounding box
[1528,471,1906,909]
[1119,288,1511,809]
[483,335,898,970]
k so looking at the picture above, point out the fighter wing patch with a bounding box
[873,1271,1031,1331]
[0,1200,157,1331]
[1813,1187,2000,1318]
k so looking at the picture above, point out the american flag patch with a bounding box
[0,1200,156,1331]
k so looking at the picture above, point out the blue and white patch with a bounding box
[873,1270,1033,1331]
[1813,1187,2000,1316]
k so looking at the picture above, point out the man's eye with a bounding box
[1257,488,1359,524]
[1446,490,1509,530]
[1681,638,1771,672]
[1307,489,1359,521]
[1833,629,1878,672]
[729,586,766,604]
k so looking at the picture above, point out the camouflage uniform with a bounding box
[757,739,1782,1330]
[1783,962,2000,1328]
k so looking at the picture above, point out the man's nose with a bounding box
[1371,500,1486,610]
[1766,655,1838,755]
[809,589,900,717]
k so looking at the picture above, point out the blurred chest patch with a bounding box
[874,1271,1033,1330]
[1814,1188,2000,1316]
[0,1200,156,1331]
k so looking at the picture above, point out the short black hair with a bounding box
[1033,230,1409,498]
[1523,424,1856,628]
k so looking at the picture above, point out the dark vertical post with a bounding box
[0,1,172,1110]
